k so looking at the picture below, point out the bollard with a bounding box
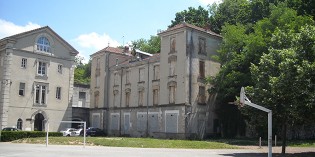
[259,137,262,148]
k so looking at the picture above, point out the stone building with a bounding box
[0,26,78,131]
[71,83,90,128]
[90,23,222,139]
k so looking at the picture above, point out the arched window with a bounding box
[17,118,23,130]
[36,36,50,53]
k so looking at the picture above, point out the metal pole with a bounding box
[268,111,272,157]
[275,135,277,146]
[46,122,49,147]
[83,122,86,148]
[259,137,262,148]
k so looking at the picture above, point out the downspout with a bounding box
[146,59,150,137]
[189,30,193,105]
[104,52,111,134]
[119,66,123,136]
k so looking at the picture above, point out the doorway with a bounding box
[34,113,45,131]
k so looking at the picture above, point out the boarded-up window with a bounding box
[96,75,100,88]
[169,60,176,76]
[149,113,159,133]
[110,114,119,131]
[124,114,130,133]
[137,113,147,132]
[198,86,206,104]
[125,92,130,107]
[198,37,206,54]
[94,91,99,108]
[169,86,176,104]
[165,112,178,133]
[92,114,100,128]
[138,90,144,106]
[126,70,130,84]
[170,37,176,53]
[153,89,159,106]
[113,90,119,107]
[139,68,145,82]
[153,65,160,80]
[199,61,205,78]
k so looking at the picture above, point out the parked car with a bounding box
[86,127,104,137]
[70,128,83,136]
[2,127,20,131]
[60,128,76,136]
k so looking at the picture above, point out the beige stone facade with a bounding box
[0,26,78,131]
[90,23,222,139]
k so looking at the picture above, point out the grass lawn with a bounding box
[13,137,238,149]
[12,137,315,149]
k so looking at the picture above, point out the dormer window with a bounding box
[36,36,50,53]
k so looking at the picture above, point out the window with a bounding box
[198,86,206,104]
[139,68,145,82]
[113,90,119,107]
[170,37,176,53]
[126,70,130,84]
[153,89,159,106]
[36,36,50,53]
[169,86,176,104]
[199,61,205,78]
[138,90,144,106]
[94,91,99,108]
[96,75,100,88]
[198,37,206,54]
[21,58,27,68]
[17,118,23,130]
[169,60,176,76]
[56,87,61,99]
[114,72,119,85]
[153,65,160,80]
[19,83,25,96]
[126,92,130,107]
[58,64,62,74]
[37,61,47,76]
[35,84,47,105]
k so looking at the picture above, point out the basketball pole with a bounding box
[240,87,272,157]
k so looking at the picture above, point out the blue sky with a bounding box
[0,0,220,63]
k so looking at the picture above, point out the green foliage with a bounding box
[169,6,210,28]
[74,60,91,85]
[132,35,160,54]
[1,131,62,142]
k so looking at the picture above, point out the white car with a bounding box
[70,128,83,136]
[60,128,76,136]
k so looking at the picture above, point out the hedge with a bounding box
[0,131,62,142]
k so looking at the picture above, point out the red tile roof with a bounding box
[158,22,222,38]
[91,46,133,57]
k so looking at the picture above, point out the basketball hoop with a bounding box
[240,87,245,107]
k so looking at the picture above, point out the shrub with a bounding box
[0,131,62,142]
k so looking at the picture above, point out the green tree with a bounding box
[169,6,210,28]
[132,35,160,54]
[74,59,91,85]
[248,24,315,154]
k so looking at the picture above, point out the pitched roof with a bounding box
[158,22,222,38]
[0,26,79,55]
[91,46,133,57]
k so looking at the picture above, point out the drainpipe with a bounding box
[146,59,150,137]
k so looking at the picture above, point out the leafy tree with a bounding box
[132,35,160,54]
[169,6,210,28]
[74,59,91,85]
[248,24,315,154]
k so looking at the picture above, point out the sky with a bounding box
[0,0,221,63]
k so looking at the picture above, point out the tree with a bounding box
[132,35,160,54]
[74,59,91,85]
[169,6,210,28]
[248,24,315,154]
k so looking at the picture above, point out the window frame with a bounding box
[37,61,47,76]
[36,36,51,53]
[21,58,27,68]
[34,83,48,106]
[198,37,206,55]
[56,87,61,100]
[19,82,25,96]
[58,64,62,74]
[199,60,205,78]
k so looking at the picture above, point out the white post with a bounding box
[259,137,262,148]
[46,122,49,147]
[268,111,272,157]
[275,135,277,146]
[83,122,86,148]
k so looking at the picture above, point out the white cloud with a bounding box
[198,0,222,6]
[0,19,41,39]
[74,32,120,51]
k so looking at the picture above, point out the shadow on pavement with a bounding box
[220,152,315,157]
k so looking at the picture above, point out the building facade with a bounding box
[0,26,78,131]
[90,23,222,139]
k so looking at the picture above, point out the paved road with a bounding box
[0,142,262,157]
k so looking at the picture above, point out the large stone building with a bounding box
[0,26,78,131]
[90,23,222,139]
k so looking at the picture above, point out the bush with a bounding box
[0,131,62,142]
